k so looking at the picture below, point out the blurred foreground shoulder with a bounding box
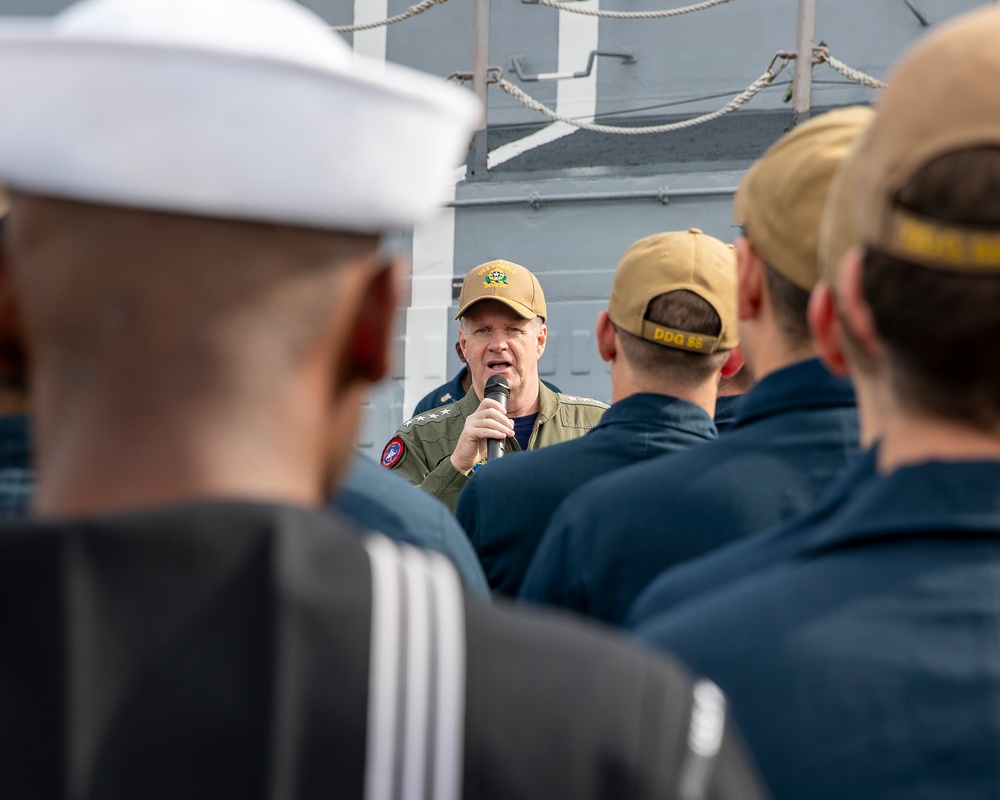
[463,597,769,800]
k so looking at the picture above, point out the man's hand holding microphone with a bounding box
[449,375,511,475]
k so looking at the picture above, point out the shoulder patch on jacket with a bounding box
[556,394,610,409]
[381,437,406,468]
[400,404,460,428]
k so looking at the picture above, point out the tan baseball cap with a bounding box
[455,259,547,321]
[734,106,875,291]
[852,7,1000,271]
[818,134,867,286]
[608,228,738,354]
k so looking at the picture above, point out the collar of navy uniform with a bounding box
[594,393,715,436]
[733,358,856,428]
[799,459,1000,557]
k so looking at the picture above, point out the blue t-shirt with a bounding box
[512,413,538,452]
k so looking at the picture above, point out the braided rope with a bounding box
[817,50,887,89]
[332,0,447,32]
[496,70,775,134]
[532,0,731,18]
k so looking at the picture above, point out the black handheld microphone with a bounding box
[484,375,510,461]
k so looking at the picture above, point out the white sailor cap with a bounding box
[0,0,480,232]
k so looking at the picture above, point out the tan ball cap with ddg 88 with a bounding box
[608,228,738,354]
[850,6,1000,272]
[455,259,548,321]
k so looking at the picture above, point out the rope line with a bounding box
[531,0,731,19]
[496,68,778,134]
[816,48,887,89]
[331,0,447,32]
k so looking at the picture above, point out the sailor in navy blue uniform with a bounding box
[625,105,888,630]
[625,445,878,627]
[457,228,739,596]
[460,394,716,596]
[637,13,1000,797]
[521,359,858,622]
[636,460,1000,800]
[520,107,870,625]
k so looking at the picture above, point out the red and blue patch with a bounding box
[381,437,405,469]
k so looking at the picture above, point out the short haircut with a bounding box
[763,262,812,348]
[862,146,1000,430]
[616,290,728,385]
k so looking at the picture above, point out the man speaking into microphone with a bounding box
[383,259,607,511]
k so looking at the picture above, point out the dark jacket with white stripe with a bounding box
[0,501,767,800]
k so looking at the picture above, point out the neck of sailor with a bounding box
[835,249,1000,474]
[616,362,721,416]
[7,195,385,518]
[736,238,818,383]
[809,280,882,451]
[599,312,722,415]
[876,383,1000,475]
[738,307,816,384]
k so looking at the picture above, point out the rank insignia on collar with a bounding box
[381,437,405,469]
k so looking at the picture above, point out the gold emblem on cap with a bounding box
[479,262,512,288]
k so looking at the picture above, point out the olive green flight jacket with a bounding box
[382,383,608,512]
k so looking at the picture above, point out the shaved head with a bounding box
[2,194,397,515]
[7,195,375,373]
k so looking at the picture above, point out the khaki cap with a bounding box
[455,259,547,321]
[608,228,738,354]
[818,134,867,285]
[852,7,1000,271]
[734,106,875,291]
